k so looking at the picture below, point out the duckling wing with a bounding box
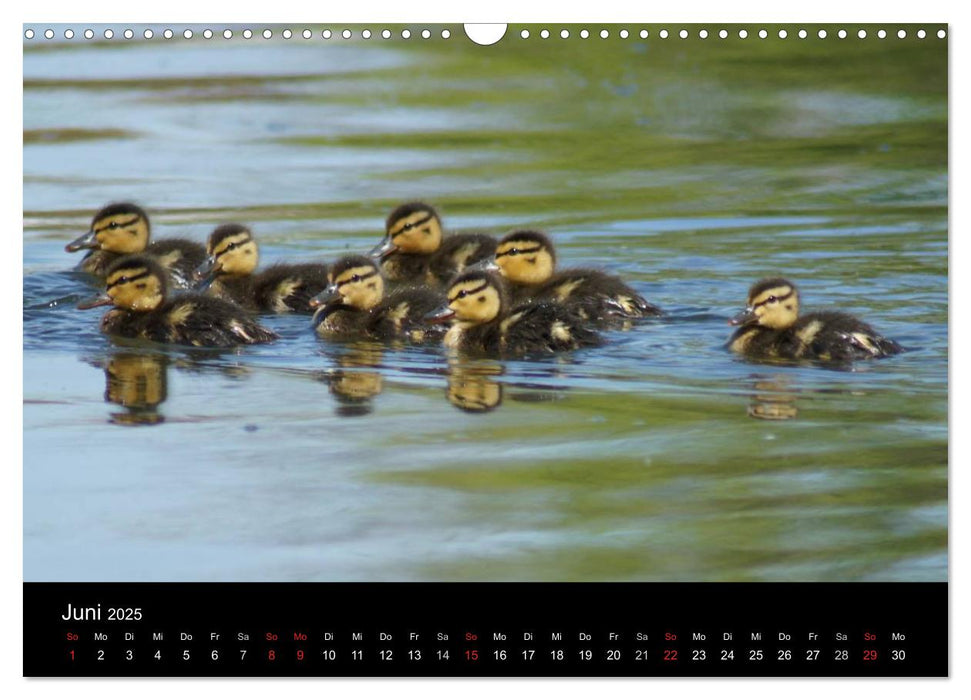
[538,268,662,321]
[796,312,902,361]
[147,239,208,289]
[381,252,433,285]
[431,234,498,284]
[501,301,602,354]
[162,296,277,346]
[370,286,448,342]
[253,263,330,313]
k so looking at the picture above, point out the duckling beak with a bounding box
[424,303,456,324]
[465,257,500,273]
[729,307,757,326]
[65,229,98,253]
[369,236,397,261]
[77,293,113,310]
[192,256,219,290]
[309,283,340,309]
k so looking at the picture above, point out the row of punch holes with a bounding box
[23,26,947,42]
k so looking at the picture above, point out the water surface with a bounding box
[24,26,947,581]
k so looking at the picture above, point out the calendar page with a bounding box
[22,21,948,677]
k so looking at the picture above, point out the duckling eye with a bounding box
[117,276,129,284]
[350,274,361,282]
[457,290,468,299]
[767,295,777,303]
[108,222,119,230]
[509,247,519,255]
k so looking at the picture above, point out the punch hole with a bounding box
[104,29,114,39]
[858,29,867,38]
[282,29,292,39]
[323,29,332,39]
[382,29,391,39]
[758,29,767,39]
[242,29,252,39]
[817,29,827,39]
[363,29,373,39]
[600,29,609,39]
[520,29,529,39]
[678,29,687,39]
[302,29,311,39]
[937,29,946,38]
[64,29,74,39]
[85,29,94,39]
[838,29,847,39]
[698,30,707,39]
[24,28,34,39]
[263,30,272,39]
[639,29,648,39]
[464,24,506,45]
[778,29,787,38]
[659,29,668,39]
[183,29,193,39]
[580,29,589,39]
[798,29,807,39]
[877,29,886,39]
[124,29,134,39]
[203,29,213,39]
[897,30,906,39]
[540,29,549,39]
[738,29,748,39]
[441,29,451,39]
[422,29,431,39]
[718,29,728,39]
[560,29,569,39]
[163,29,173,39]
[620,29,629,39]
[342,29,352,39]
[143,29,153,39]
[917,29,926,39]
[402,29,411,39]
[223,29,233,39]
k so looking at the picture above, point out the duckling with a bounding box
[426,270,602,356]
[193,223,329,313]
[310,255,447,343]
[727,278,903,362]
[370,202,497,286]
[65,202,206,286]
[77,255,277,347]
[489,230,662,323]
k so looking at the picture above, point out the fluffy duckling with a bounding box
[370,202,497,286]
[490,230,662,322]
[426,270,602,355]
[310,255,446,342]
[194,223,329,313]
[727,278,903,362]
[66,202,206,286]
[78,255,277,347]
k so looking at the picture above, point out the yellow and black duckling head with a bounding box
[78,254,168,312]
[194,223,260,288]
[311,255,386,311]
[427,270,507,327]
[370,202,444,259]
[494,230,557,286]
[729,278,800,331]
[66,202,151,255]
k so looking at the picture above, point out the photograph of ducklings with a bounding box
[24,25,946,582]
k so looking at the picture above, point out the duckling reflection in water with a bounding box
[446,361,504,413]
[311,255,446,343]
[66,202,206,286]
[78,255,278,347]
[103,352,168,426]
[426,270,602,356]
[728,278,903,363]
[746,375,800,421]
[193,223,329,313]
[485,230,663,325]
[319,344,384,417]
[370,202,497,286]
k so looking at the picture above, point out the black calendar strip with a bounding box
[24,582,947,677]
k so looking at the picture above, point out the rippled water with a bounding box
[23,26,947,581]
